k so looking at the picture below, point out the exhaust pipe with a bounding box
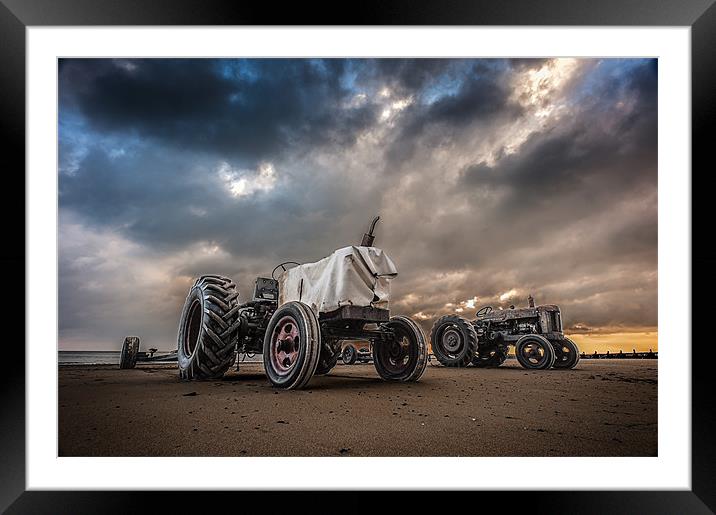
[360,216,380,247]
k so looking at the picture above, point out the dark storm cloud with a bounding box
[349,59,460,98]
[423,63,518,123]
[58,58,658,350]
[61,58,514,255]
[60,58,379,163]
[507,58,551,70]
[383,60,522,167]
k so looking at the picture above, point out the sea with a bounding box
[58,351,123,365]
[58,350,262,365]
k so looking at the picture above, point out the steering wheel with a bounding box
[271,261,301,280]
[476,306,493,318]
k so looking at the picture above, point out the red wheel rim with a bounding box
[269,315,301,376]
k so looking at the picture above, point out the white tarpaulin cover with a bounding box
[278,246,398,314]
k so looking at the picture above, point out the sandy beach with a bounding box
[58,359,657,457]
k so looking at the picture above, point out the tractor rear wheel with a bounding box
[430,315,478,367]
[374,316,428,382]
[263,301,321,389]
[515,334,556,370]
[177,275,241,380]
[552,337,580,369]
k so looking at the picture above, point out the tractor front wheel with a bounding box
[552,337,580,369]
[263,301,321,389]
[515,334,556,370]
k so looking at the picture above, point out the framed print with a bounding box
[3,0,714,512]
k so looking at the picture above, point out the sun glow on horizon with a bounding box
[567,331,658,354]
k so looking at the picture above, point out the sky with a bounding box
[58,58,657,353]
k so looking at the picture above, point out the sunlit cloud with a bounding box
[512,58,580,114]
[343,92,368,109]
[218,161,277,198]
[464,296,479,309]
[380,96,414,122]
[499,288,519,302]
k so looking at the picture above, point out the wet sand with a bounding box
[58,359,657,457]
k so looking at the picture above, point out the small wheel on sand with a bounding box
[373,316,428,382]
[119,336,140,369]
[515,335,556,370]
[263,301,321,389]
[342,345,358,365]
[551,337,580,369]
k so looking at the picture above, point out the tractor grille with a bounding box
[550,311,562,332]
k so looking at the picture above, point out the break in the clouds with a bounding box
[58,58,657,351]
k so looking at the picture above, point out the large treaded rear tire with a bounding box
[374,316,428,382]
[430,315,478,367]
[177,275,241,380]
[263,301,321,389]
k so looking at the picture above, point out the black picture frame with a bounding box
[3,0,713,512]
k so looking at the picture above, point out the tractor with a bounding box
[176,217,427,389]
[430,295,579,370]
